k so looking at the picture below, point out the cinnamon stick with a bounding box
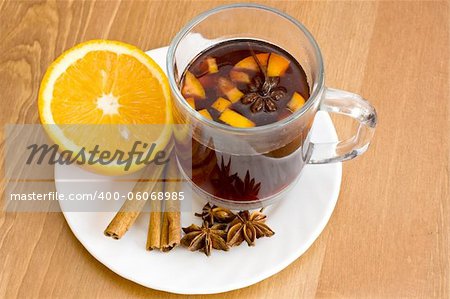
[160,155,181,252]
[146,180,163,250]
[104,163,164,239]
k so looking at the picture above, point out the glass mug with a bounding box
[167,4,377,209]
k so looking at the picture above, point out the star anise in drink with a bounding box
[181,221,229,256]
[234,170,261,201]
[195,203,236,225]
[227,210,275,247]
[241,76,286,113]
[211,157,238,198]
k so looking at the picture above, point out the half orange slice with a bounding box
[38,40,172,175]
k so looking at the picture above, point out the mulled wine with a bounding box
[179,39,311,202]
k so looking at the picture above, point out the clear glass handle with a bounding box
[308,87,377,164]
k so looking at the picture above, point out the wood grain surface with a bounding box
[0,1,449,298]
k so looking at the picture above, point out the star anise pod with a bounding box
[181,221,229,256]
[234,170,261,201]
[241,76,286,113]
[227,210,275,247]
[211,157,238,198]
[195,203,236,224]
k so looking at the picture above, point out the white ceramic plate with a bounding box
[56,47,341,295]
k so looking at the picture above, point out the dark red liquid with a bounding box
[177,40,312,201]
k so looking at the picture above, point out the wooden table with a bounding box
[0,1,448,298]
